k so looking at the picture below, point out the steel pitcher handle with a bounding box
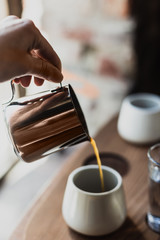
[2,80,15,105]
[3,80,63,106]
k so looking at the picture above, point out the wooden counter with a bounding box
[10,116,159,239]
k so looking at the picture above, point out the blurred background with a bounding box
[0,0,159,239]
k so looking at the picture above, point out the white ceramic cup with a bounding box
[117,93,160,144]
[62,165,126,236]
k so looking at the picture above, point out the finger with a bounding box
[34,77,44,86]
[18,76,32,87]
[14,78,20,84]
[32,30,62,71]
[27,55,63,83]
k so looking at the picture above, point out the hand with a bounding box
[0,16,63,87]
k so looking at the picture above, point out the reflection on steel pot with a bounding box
[3,81,90,162]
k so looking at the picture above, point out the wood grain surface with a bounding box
[10,116,159,240]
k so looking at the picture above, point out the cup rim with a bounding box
[69,165,122,196]
[124,93,160,113]
[147,143,160,167]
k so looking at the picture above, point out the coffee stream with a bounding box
[90,138,105,192]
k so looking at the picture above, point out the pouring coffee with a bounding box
[3,81,105,192]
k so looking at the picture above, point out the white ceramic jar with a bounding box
[62,165,126,236]
[117,93,160,144]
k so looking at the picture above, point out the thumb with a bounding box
[27,55,63,83]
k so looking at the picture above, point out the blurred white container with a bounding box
[117,93,160,144]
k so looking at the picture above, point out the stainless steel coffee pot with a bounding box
[3,81,90,162]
